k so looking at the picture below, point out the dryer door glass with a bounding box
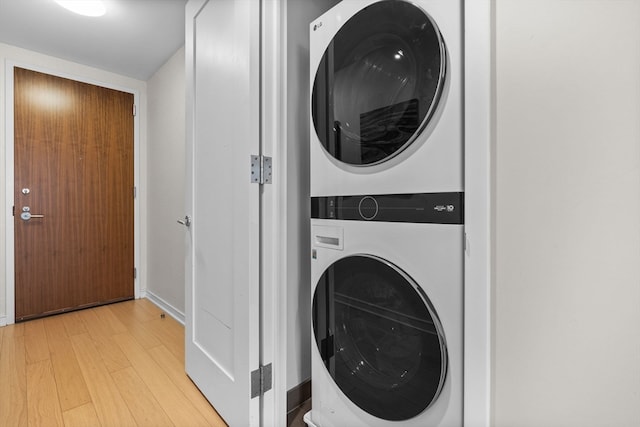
[312,255,448,421]
[312,0,446,166]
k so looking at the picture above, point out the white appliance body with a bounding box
[307,1,464,425]
[309,0,462,197]
[308,217,463,427]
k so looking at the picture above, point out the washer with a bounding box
[310,0,463,197]
[305,193,463,427]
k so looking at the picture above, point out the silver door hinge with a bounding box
[133,186,137,199]
[250,155,272,184]
[134,268,137,279]
[133,104,137,116]
[250,363,272,398]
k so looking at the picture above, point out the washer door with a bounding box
[312,255,448,421]
[312,0,446,166]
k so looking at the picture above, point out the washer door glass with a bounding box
[312,0,446,166]
[312,255,448,421]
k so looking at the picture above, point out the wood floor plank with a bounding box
[110,299,162,324]
[24,319,50,365]
[26,359,65,427]
[141,317,185,363]
[4,322,26,338]
[113,332,212,427]
[107,303,162,349]
[70,332,137,427]
[0,333,28,427]
[111,366,175,427]
[61,311,88,336]
[77,309,131,372]
[135,298,166,319]
[148,345,227,427]
[92,305,128,335]
[43,315,92,411]
[62,402,102,427]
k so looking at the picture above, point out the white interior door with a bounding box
[185,0,261,425]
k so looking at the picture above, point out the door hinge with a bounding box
[133,268,137,279]
[133,104,137,116]
[250,155,272,185]
[250,363,272,399]
[133,186,137,199]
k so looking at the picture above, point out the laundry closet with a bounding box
[183,1,640,426]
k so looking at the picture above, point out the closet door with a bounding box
[184,0,261,425]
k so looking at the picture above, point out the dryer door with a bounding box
[312,0,446,166]
[312,255,448,421]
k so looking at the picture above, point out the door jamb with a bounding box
[261,0,286,424]
[463,1,493,426]
[4,61,142,325]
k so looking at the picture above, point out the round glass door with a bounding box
[312,0,446,166]
[312,255,448,421]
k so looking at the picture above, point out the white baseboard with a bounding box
[143,291,185,325]
[0,315,6,327]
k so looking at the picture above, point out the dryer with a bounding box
[310,0,463,197]
[305,193,463,427]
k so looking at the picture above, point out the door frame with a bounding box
[262,0,287,424]
[463,1,492,426]
[4,61,142,325]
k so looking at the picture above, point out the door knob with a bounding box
[177,215,191,227]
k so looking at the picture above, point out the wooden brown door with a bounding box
[13,67,134,322]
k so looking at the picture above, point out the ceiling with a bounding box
[0,0,187,80]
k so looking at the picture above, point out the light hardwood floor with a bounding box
[0,299,227,427]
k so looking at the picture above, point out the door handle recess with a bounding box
[177,216,191,227]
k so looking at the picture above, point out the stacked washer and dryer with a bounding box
[305,1,463,426]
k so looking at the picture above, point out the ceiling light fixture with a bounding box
[54,0,106,17]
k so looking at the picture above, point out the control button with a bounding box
[328,197,336,218]
[358,196,379,220]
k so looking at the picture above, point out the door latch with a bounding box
[177,215,191,227]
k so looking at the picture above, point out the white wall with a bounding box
[146,46,186,319]
[493,1,640,425]
[0,42,147,325]
[285,0,341,391]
